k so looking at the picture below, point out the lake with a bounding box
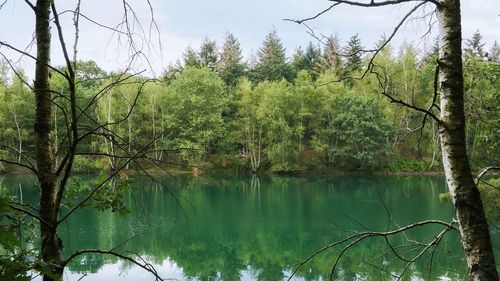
[4,175,498,280]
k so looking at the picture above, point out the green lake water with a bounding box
[4,175,499,280]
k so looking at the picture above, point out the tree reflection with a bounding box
[6,175,476,280]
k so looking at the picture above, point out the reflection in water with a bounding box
[5,175,494,280]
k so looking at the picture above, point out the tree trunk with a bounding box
[437,1,498,280]
[54,105,59,168]
[34,1,63,280]
[12,110,23,163]
[0,159,5,173]
[105,96,116,170]
[126,103,132,170]
[159,106,165,161]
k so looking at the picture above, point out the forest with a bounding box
[0,0,499,280]
[0,30,498,174]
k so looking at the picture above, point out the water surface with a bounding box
[4,175,495,280]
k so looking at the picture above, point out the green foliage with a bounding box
[162,61,183,84]
[71,156,109,174]
[438,192,451,202]
[439,178,500,223]
[0,71,35,162]
[463,44,499,165]
[198,38,219,71]
[183,47,201,68]
[488,41,500,62]
[71,156,90,174]
[478,178,500,222]
[257,80,304,172]
[0,187,36,280]
[163,67,226,162]
[64,174,132,215]
[341,34,363,83]
[326,93,394,170]
[235,75,317,172]
[74,60,107,89]
[0,33,497,174]
[292,43,322,80]
[386,157,429,173]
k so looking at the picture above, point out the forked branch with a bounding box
[287,220,456,281]
[62,249,164,280]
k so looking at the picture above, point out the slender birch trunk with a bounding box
[437,1,498,279]
[106,95,116,170]
[12,111,22,163]
[126,102,132,170]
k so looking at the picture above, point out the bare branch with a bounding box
[309,1,431,90]
[51,3,75,79]
[476,166,500,182]
[371,62,441,123]
[7,203,49,226]
[54,72,148,177]
[62,249,163,280]
[0,51,34,91]
[395,226,450,280]
[0,144,37,171]
[0,40,69,79]
[0,0,8,10]
[284,3,341,24]
[24,0,35,11]
[57,9,128,36]
[0,158,37,174]
[51,2,79,214]
[76,70,142,121]
[57,126,169,225]
[145,0,163,59]
[287,220,457,280]
[72,0,82,69]
[329,0,440,8]
[286,0,444,131]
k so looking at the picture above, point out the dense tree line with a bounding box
[0,31,498,173]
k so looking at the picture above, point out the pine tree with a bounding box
[252,29,292,82]
[488,40,500,62]
[292,42,321,80]
[183,46,201,68]
[292,47,305,71]
[320,35,342,73]
[344,34,363,73]
[218,32,246,86]
[465,30,486,59]
[199,38,219,70]
[162,60,183,84]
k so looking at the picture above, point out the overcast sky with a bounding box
[0,0,498,78]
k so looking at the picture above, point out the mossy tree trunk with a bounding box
[34,1,63,280]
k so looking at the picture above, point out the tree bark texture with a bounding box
[34,1,63,280]
[437,1,498,280]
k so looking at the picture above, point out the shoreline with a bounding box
[0,167,447,177]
